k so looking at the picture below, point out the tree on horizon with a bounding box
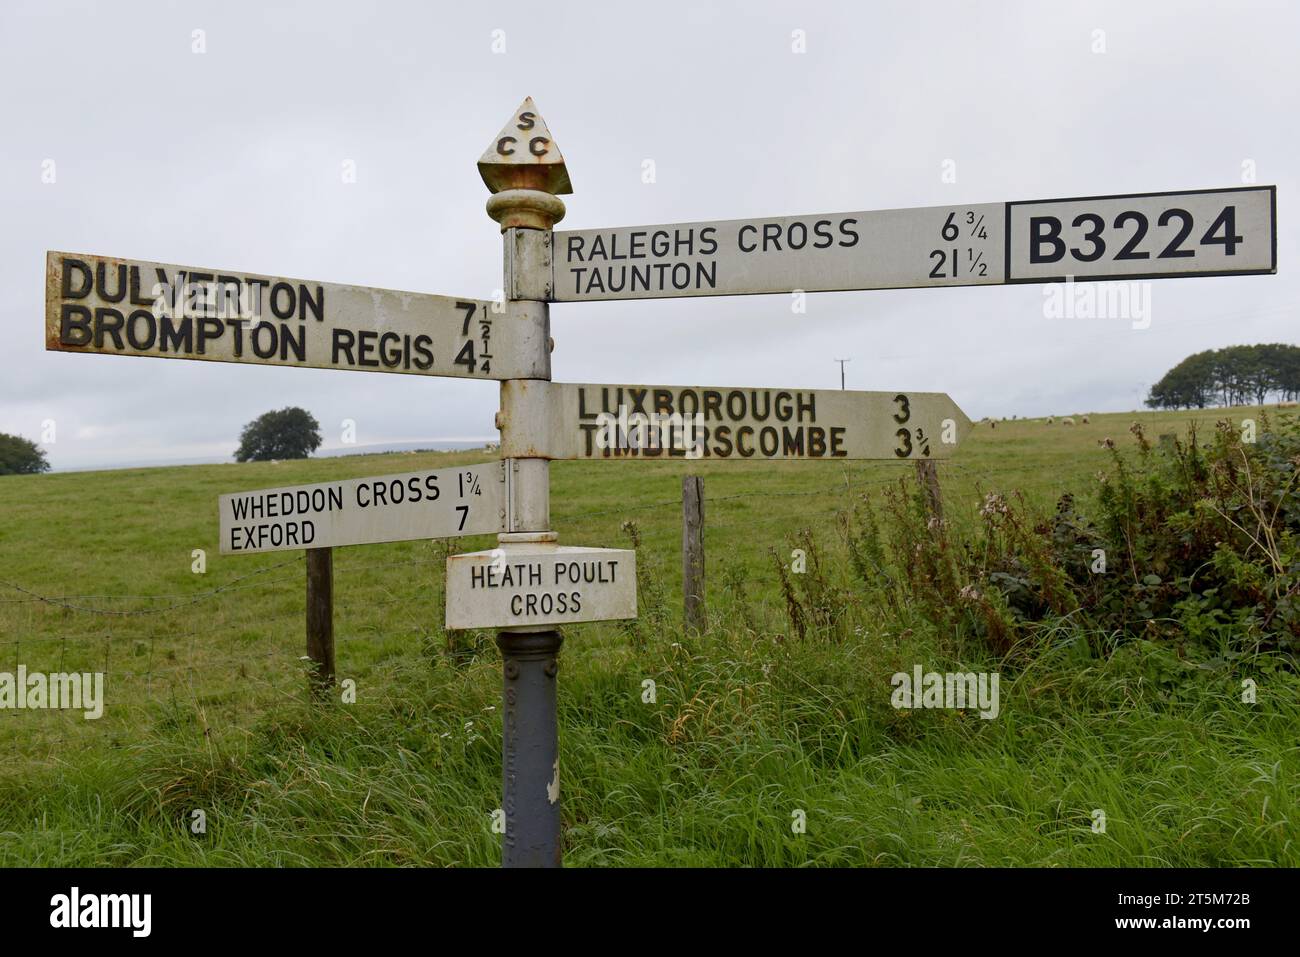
[0,433,50,475]
[1146,344,1300,409]
[234,407,323,462]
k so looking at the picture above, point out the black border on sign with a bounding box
[1003,200,1012,283]
[1002,185,1277,284]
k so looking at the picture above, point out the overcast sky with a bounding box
[2,0,1295,469]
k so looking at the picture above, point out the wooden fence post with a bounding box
[682,475,706,633]
[915,459,944,525]
[305,546,335,697]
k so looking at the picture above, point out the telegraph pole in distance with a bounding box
[834,358,851,390]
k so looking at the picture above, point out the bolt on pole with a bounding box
[478,98,570,868]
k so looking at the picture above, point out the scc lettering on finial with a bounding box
[496,134,550,157]
[495,110,549,157]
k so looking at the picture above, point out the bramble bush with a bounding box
[773,415,1298,668]
[1047,416,1298,657]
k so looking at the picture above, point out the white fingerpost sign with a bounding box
[46,252,543,380]
[549,186,1275,301]
[218,464,504,555]
[445,543,636,630]
[496,380,972,461]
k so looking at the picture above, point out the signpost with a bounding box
[473,96,583,869]
[445,544,636,630]
[43,92,1278,870]
[45,253,543,380]
[218,464,504,555]
[496,380,971,461]
[549,186,1275,301]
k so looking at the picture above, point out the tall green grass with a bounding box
[0,406,1296,865]
[1,621,1295,866]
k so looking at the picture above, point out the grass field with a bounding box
[0,404,1296,866]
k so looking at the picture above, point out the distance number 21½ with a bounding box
[930,211,989,279]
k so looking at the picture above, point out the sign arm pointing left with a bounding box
[44,251,545,381]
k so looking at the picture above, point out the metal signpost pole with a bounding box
[479,98,569,867]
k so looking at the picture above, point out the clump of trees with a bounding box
[1146,344,1300,409]
[0,433,50,475]
[235,407,322,462]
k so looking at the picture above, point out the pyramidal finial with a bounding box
[477,97,572,195]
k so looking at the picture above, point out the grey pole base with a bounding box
[496,629,564,868]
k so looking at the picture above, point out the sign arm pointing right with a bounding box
[550,186,1275,301]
